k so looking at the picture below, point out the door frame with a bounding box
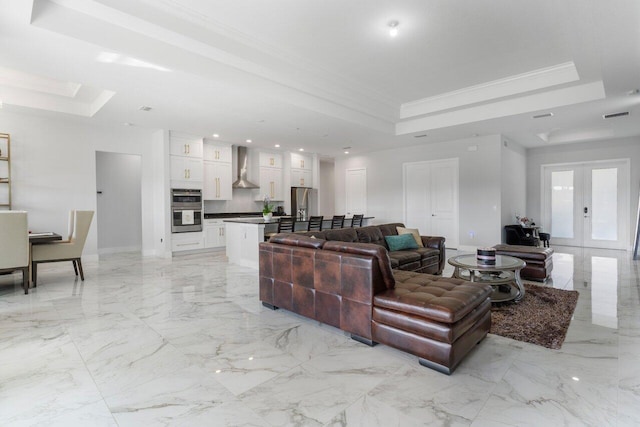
[402,157,459,249]
[540,158,630,250]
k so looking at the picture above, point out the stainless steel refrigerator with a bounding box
[291,187,317,220]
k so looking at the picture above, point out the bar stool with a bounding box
[331,215,345,229]
[539,232,550,248]
[351,214,364,228]
[264,217,295,241]
[308,216,324,231]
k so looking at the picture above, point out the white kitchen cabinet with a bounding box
[170,137,203,158]
[259,152,283,168]
[290,152,313,187]
[225,222,264,269]
[290,153,312,170]
[290,168,312,187]
[171,231,204,252]
[258,167,284,201]
[204,221,226,248]
[171,156,203,188]
[203,161,232,200]
[203,142,232,163]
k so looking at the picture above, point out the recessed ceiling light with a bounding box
[299,148,304,152]
[344,151,350,154]
[138,105,152,111]
[533,112,554,119]
[246,139,252,143]
[274,144,280,148]
[212,133,219,138]
[388,21,399,37]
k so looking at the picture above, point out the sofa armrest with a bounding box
[421,236,446,274]
[421,236,445,251]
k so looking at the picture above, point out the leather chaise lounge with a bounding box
[259,232,492,374]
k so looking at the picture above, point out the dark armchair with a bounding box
[504,225,538,246]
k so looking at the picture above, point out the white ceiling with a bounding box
[0,0,639,157]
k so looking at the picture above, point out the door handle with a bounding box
[432,214,436,216]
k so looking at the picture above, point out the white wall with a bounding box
[334,135,503,249]
[319,159,335,216]
[500,138,527,242]
[527,136,640,248]
[0,110,160,258]
[151,130,170,257]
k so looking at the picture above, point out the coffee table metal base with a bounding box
[448,255,526,303]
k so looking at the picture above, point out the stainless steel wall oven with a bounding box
[171,189,203,233]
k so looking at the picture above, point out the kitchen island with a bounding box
[225,216,373,269]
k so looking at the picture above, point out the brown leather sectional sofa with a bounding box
[259,232,492,374]
[298,223,445,275]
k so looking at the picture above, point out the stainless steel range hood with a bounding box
[232,146,259,189]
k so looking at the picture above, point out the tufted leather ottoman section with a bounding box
[372,270,492,374]
[493,244,554,281]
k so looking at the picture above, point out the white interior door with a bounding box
[543,160,629,249]
[345,168,366,215]
[403,158,459,248]
[96,151,143,254]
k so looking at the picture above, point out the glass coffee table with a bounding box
[448,254,526,303]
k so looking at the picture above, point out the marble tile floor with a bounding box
[0,246,639,426]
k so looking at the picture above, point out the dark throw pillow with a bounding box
[384,234,419,251]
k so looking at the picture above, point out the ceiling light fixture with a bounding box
[344,151,350,154]
[212,133,219,138]
[388,21,399,37]
[274,144,280,148]
[299,148,304,152]
[246,139,252,143]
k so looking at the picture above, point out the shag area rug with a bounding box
[490,283,579,349]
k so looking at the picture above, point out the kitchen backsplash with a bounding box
[204,188,283,213]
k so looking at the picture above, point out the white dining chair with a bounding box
[31,210,94,286]
[0,211,29,294]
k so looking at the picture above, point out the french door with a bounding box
[542,160,629,249]
[403,158,459,249]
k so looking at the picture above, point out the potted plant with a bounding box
[263,196,274,221]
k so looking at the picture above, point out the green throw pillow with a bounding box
[385,234,419,251]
